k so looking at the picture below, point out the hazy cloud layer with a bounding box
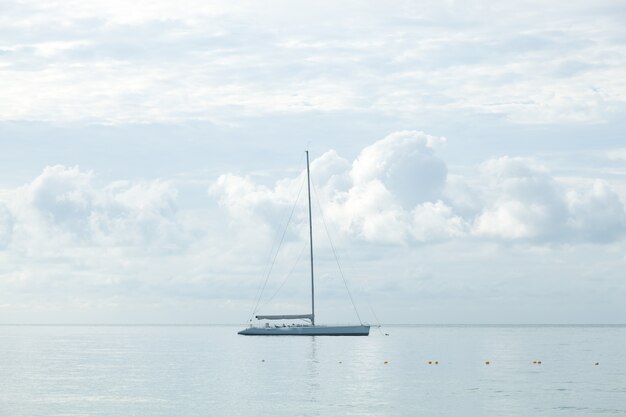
[1,0,625,123]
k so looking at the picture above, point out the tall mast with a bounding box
[306,150,315,326]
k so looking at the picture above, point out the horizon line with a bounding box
[1,323,624,327]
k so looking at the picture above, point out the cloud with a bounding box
[566,181,626,242]
[210,131,462,244]
[209,170,304,238]
[473,157,626,243]
[473,157,568,240]
[0,165,224,324]
[0,202,14,249]
[13,165,186,252]
[350,130,447,207]
[336,177,408,243]
[210,131,463,244]
[1,0,625,123]
[1,132,626,323]
[211,132,626,246]
[607,148,626,161]
[410,201,467,242]
[28,165,95,236]
[334,131,460,243]
[91,180,182,250]
[309,149,351,193]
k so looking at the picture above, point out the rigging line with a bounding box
[310,178,364,325]
[247,201,290,322]
[250,168,307,320]
[330,232,385,334]
[246,164,306,323]
[259,241,308,311]
[250,174,305,319]
[248,218,288,322]
[369,305,385,336]
[247,162,305,323]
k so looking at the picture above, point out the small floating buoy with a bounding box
[384,360,389,364]
[537,360,542,365]
[435,361,439,365]
[532,360,537,364]
[485,361,490,365]
[338,361,342,364]
[385,333,389,336]
[428,361,432,365]
[261,359,265,362]
[595,362,599,366]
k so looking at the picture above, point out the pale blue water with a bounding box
[0,325,624,416]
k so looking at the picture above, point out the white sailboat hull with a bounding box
[238,325,370,336]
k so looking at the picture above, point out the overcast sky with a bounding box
[1,0,625,324]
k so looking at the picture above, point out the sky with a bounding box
[1,0,625,324]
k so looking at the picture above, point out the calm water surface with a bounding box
[0,325,624,416]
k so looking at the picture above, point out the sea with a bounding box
[0,325,624,417]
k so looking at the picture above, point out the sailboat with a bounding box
[238,151,370,336]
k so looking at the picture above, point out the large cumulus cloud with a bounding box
[566,181,626,243]
[473,157,626,243]
[12,165,186,252]
[211,131,467,244]
[0,165,202,322]
[28,165,95,237]
[350,131,447,207]
[211,131,626,246]
[473,157,569,240]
